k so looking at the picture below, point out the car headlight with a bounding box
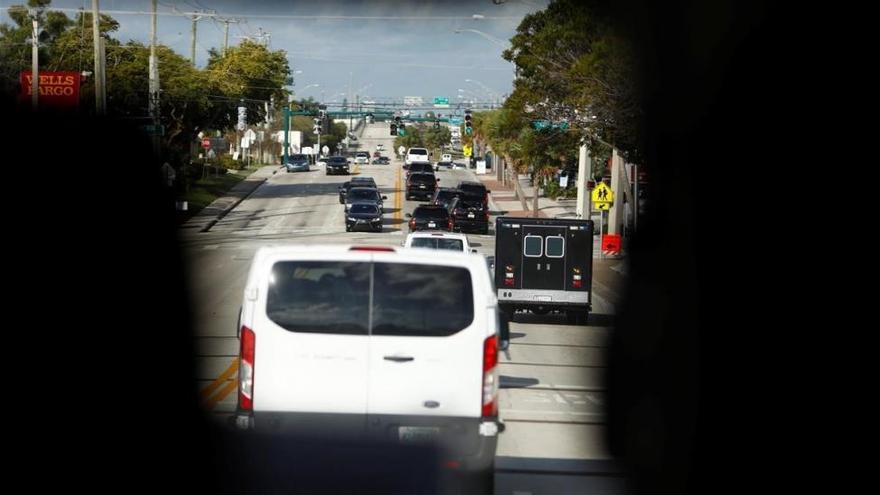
[346,204,352,209]
[347,217,357,222]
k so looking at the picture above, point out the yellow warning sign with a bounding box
[592,182,613,210]
[463,144,472,157]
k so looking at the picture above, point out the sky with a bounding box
[2,0,549,104]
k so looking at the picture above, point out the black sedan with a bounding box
[345,204,383,232]
[406,205,452,232]
[338,177,378,204]
[373,156,391,165]
[344,187,387,212]
[325,156,351,175]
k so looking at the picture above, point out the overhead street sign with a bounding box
[433,96,450,108]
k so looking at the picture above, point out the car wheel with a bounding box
[461,469,494,495]
[345,225,352,232]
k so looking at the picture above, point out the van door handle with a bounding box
[383,355,414,363]
[546,264,551,270]
[537,263,541,270]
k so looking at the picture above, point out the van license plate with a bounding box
[534,295,552,301]
[468,213,475,218]
[399,427,439,443]
[428,222,436,228]
[420,185,426,189]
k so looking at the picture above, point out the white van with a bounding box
[405,147,430,166]
[235,245,504,489]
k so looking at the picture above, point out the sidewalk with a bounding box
[179,165,283,233]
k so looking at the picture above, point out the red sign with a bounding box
[202,138,211,149]
[20,71,81,107]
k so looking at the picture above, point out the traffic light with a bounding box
[464,110,473,135]
[313,117,322,135]
[390,123,398,136]
[433,119,440,129]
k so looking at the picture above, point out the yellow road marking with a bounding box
[200,358,239,404]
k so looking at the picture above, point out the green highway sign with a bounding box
[449,117,463,125]
[433,96,450,108]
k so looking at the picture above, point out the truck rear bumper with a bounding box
[497,288,590,307]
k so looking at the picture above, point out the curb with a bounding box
[183,165,283,233]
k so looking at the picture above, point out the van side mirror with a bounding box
[471,249,478,253]
[382,196,388,200]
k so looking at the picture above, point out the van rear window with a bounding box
[266,261,473,337]
[371,263,473,337]
[267,262,370,335]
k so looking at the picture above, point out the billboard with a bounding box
[20,71,81,107]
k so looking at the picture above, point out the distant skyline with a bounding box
[1,0,548,102]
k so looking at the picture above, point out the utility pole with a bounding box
[92,0,105,115]
[149,0,161,156]
[189,14,203,67]
[575,143,591,219]
[219,18,240,57]
[31,16,38,110]
[99,36,107,111]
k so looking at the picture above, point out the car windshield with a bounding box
[456,198,484,209]
[409,149,427,155]
[410,237,464,251]
[350,204,379,215]
[290,154,308,161]
[348,189,378,201]
[436,190,458,201]
[329,157,347,163]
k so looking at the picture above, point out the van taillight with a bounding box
[409,218,416,229]
[239,326,255,411]
[448,218,454,230]
[572,268,583,288]
[482,335,498,417]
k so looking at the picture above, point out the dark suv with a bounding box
[447,196,490,234]
[344,187,387,213]
[338,177,378,204]
[457,181,491,208]
[431,187,461,209]
[405,162,434,178]
[406,172,439,201]
[406,204,452,232]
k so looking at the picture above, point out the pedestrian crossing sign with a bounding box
[591,182,613,206]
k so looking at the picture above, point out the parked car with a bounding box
[285,154,310,173]
[325,156,351,175]
[338,177,378,204]
[344,187,387,213]
[448,196,490,235]
[234,245,504,493]
[406,204,452,232]
[406,172,439,201]
[403,231,475,253]
[441,153,452,163]
[345,203,383,232]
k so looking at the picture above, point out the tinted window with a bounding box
[410,174,436,184]
[458,184,486,196]
[415,207,448,219]
[455,198,484,210]
[329,157,347,163]
[409,149,428,155]
[267,261,370,335]
[546,236,565,258]
[350,204,379,214]
[410,238,464,251]
[372,263,474,336]
[524,235,543,257]
[290,154,308,161]
[348,189,378,201]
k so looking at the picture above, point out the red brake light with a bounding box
[572,280,583,288]
[482,335,498,417]
[503,278,515,287]
[239,326,255,411]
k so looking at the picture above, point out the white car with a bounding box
[405,147,430,166]
[404,231,476,253]
[441,153,452,163]
[234,245,504,491]
[355,151,370,164]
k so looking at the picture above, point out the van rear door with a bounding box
[520,225,568,290]
[252,257,371,417]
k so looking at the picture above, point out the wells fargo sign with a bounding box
[20,71,81,107]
